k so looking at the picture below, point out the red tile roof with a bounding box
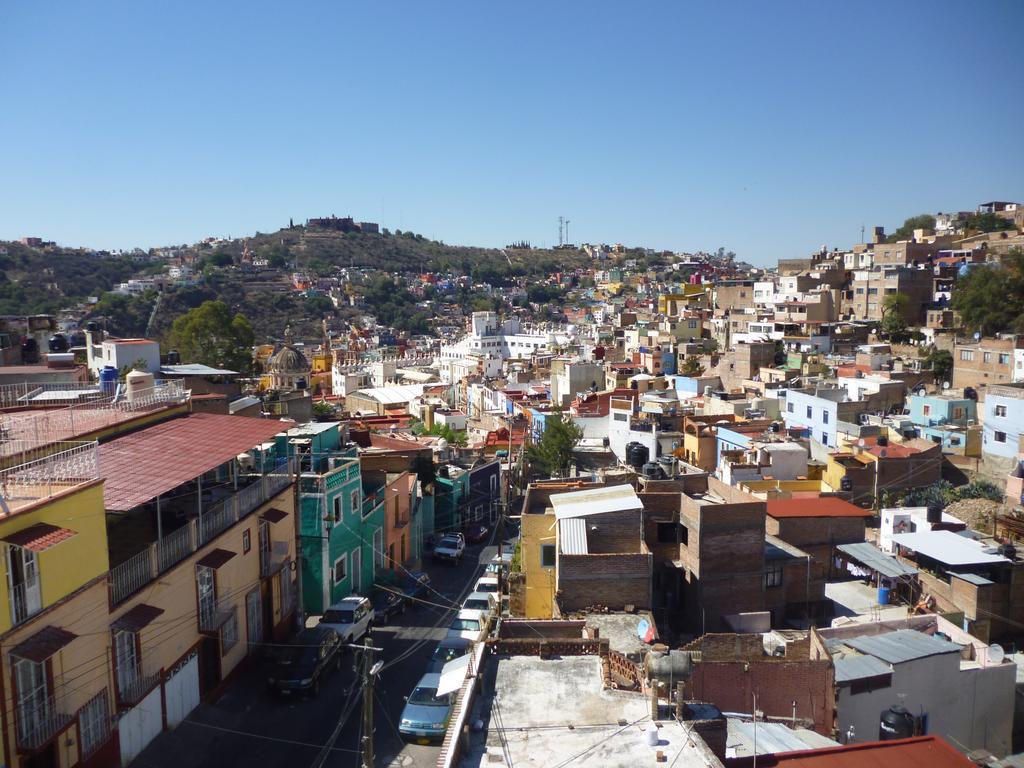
[1,523,77,552]
[731,736,972,768]
[99,413,288,511]
[767,497,872,519]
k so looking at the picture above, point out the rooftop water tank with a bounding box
[126,370,155,402]
[99,366,119,394]
[879,705,915,741]
[626,442,649,470]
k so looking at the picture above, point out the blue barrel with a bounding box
[877,586,890,605]
[100,365,119,394]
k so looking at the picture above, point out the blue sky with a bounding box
[2,1,1021,265]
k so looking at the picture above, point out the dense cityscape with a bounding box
[3,2,1023,768]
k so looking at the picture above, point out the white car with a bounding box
[446,609,488,642]
[461,591,497,617]
[318,596,373,643]
[474,575,500,595]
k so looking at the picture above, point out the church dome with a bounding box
[269,327,309,374]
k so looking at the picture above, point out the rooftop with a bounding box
[826,628,962,665]
[0,441,101,515]
[726,719,839,759]
[767,498,873,519]
[729,736,973,768]
[891,530,1010,567]
[549,483,643,519]
[99,413,288,511]
[460,655,716,768]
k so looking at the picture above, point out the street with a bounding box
[131,540,495,768]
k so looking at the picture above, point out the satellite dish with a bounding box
[858,439,866,448]
[988,643,1005,664]
[942,381,951,390]
[917,388,927,397]
[871,328,878,336]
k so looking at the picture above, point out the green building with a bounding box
[277,422,386,616]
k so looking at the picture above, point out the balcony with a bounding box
[117,661,162,707]
[0,441,100,516]
[108,457,296,606]
[16,693,73,752]
[199,598,235,634]
[8,580,43,627]
[259,546,290,579]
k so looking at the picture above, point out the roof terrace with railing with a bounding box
[0,441,101,516]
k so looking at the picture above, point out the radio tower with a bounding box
[558,216,565,247]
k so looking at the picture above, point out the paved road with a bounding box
[132,541,497,768]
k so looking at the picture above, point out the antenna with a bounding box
[565,219,571,246]
[558,216,565,247]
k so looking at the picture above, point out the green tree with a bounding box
[312,400,337,421]
[887,214,936,242]
[681,356,705,376]
[527,409,583,478]
[168,300,255,374]
[919,345,953,383]
[879,293,912,342]
[950,248,1024,336]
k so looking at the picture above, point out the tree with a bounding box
[167,300,255,374]
[312,400,336,421]
[919,345,953,383]
[951,248,1024,336]
[879,293,912,342]
[887,214,936,242]
[527,409,583,478]
[681,356,705,376]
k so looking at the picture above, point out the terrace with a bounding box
[0,441,101,517]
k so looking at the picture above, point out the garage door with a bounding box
[119,686,162,766]
[165,649,200,728]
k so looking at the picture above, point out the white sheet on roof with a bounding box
[549,484,642,519]
[350,384,426,404]
[891,530,1009,566]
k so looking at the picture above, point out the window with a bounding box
[999,353,1010,365]
[614,413,628,421]
[656,522,677,543]
[679,525,689,546]
[78,690,110,759]
[764,564,783,589]
[855,287,864,294]
[14,657,49,745]
[787,402,794,413]
[333,553,348,583]
[333,495,342,523]
[821,431,829,446]
[867,288,878,295]
[960,350,974,361]
[221,609,238,654]
[242,528,251,554]
[983,352,992,363]
[995,431,1007,443]
[995,405,1007,417]
[806,405,812,419]
[352,489,362,518]
[373,527,384,570]
[822,410,829,424]
[540,544,556,568]
[114,630,140,701]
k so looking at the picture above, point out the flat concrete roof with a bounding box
[460,655,716,768]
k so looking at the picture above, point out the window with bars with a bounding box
[221,609,239,655]
[764,565,783,589]
[78,690,110,758]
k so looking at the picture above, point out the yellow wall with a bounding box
[0,481,109,635]
[738,478,831,499]
[520,513,557,619]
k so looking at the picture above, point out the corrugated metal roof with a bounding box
[842,629,962,664]
[549,484,642,519]
[891,530,1009,566]
[559,517,589,555]
[728,720,839,755]
[833,654,892,683]
[160,364,239,376]
[952,572,994,586]
[836,542,918,579]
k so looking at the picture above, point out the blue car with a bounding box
[398,673,455,742]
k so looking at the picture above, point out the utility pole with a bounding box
[360,639,383,768]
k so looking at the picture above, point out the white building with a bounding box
[85,332,161,377]
[436,312,570,382]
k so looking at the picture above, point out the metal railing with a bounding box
[16,692,73,752]
[0,380,187,455]
[8,580,42,626]
[109,457,296,606]
[199,598,235,633]
[0,440,100,512]
[116,660,161,707]
[77,689,112,759]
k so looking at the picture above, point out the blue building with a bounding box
[906,393,977,453]
[468,459,502,523]
[982,384,1024,465]
[782,386,846,449]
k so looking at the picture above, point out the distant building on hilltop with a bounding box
[306,215,379,234]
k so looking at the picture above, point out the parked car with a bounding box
[485,551,513,576]
[267,626,341,697]
[465,523,489,544]
[370,587,405,623]
[433,533,465,564]
[446,608,487,642]
[319,596,373,643]
[398,673,456,743]
[474,575,500,595]
[425,637,472,674]
[402,571,431,602]
[461,591,497,616]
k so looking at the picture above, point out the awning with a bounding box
[99,413,289,512]
[196,548,237,569]
[437,653,472,697]
[1,523,77,552]
[111,604,165,634]
[891,531,1009,566]
[836,542,918,579]
[260,507,289,524]
[11,626,77,663]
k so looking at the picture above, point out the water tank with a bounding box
[47,334,69,353]
[877,586,890,605]
[126,370,155,402]
[166,349,181,365]
[21,337,39,364]
[646,650,693,684]
[99,366,119,394]
[85,321,100,333]
[876,436,889,447]
[926,504,942,524]
[626,442,650,470]
[879,705,915,741]
[641,462,664,479]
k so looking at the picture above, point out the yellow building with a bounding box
[519,512,557,619]
[658,285,709,316]
[0,442,117,768]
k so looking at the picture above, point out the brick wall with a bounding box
[492,637,608,656]
[586,508,643,554]
[498,619,585,639]
[641,492,684,565]
[687,659,835,735]
[557,552,652,611]
[767,516,866,556]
